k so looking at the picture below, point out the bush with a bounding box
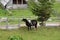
[8,35,23,40]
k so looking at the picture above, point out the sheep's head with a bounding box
[22,19,27,22]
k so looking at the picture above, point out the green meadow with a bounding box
[0,2,60,17]
[0,27,60,40]
[0,1,60,40]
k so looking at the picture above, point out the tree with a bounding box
[28,0,55,26]
[0,2,5,9]
[0,2,12,16]
[0,3,8,14]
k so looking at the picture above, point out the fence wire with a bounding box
[0,17,60,29]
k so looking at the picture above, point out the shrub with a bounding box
[8,35,23,40]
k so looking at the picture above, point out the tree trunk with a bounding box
[39,21,45,26]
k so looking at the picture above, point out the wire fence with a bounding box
[0,16,60,25]
[0,17,60,29]
[47,17,60,22]
[0,16,38,29]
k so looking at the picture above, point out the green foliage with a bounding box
[0,3,12,16]
[28,0,55,22]
[8,35,23,40]
[0,3,5,9]
[0,3,3,8]
[0,3,8,16]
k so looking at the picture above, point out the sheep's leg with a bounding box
[35,25,37,30]
[28,27,29,31]
[28,26,31,31]
[30,26,31,30]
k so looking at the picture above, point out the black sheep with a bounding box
[22,19,37,30]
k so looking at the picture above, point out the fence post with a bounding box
[18,18,20,27]
[6,18,9,29]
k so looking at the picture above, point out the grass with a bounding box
[0,8,35,17]
[10,9,34,17]
[0,1,60,25]
[0,8,36,25]
[0,1,60,40]
[0,27,60,40]
[53,1,60,13]
[0,2,60,17]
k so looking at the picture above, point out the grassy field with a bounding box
[0,9,36,25]
[0,1,60,40]
[0,27,60,40]
[0,8,35,17]
[53,1,60,13]
[0,1,60,25]
[0,1,60,17]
